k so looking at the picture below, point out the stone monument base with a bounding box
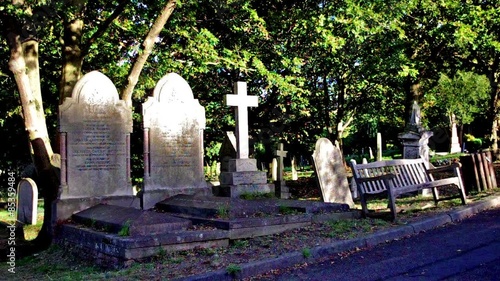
[216,158,275,198]
[56,195,141,222]
[141,185,211,210]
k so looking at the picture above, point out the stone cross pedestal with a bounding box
[399,100,433,196]
[216,82,274,197]
[274,143,290,199]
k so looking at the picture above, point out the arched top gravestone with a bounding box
[142,73,208,209]
[153,73,194,103]
[72,71,119,104]
[59,71,133,201]
[312,138,354,207]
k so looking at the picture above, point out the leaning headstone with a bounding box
[16,178,38,225]
[142,73,209,209]
[312,138,354,207]
[58,71,137,220]
[219,131,237,173]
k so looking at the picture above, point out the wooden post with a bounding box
[475,153,488,191]
[486,150,498,188]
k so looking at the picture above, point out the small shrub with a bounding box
[226,264,241,275]
[302,248,311,258]
[118,220,131,236]
[216,205,229,219]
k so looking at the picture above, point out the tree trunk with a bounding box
[23,39,54,157]
[121,0,177,106]
[59,19,84,102]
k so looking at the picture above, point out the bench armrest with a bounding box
[426,163,461,174]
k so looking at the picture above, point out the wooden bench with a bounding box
[349,157,467,221]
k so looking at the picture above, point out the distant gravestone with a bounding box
[58,71,136,220]
[312,138,354,207]
[291,156,298,181]
[142,73,208,209]
[271,158,278,181]
[16,178,38,225]
[274,143,290,199]
[450,114,461,153]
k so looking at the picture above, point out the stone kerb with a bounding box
[142,73,208,209]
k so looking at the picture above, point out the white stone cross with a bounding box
[275,143,287,181]
[224,82,258,159]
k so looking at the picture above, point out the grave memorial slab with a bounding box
[58,71,137,220]
[312,138,354,207]
[16,178,38,225]
[142,73,209,209]
[215,82,274,197]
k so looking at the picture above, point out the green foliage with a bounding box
[118,220,131,237]
[216,205,229,219]
[429,71,490,126]
[240,192,274,200]
[464,134,484,152]
[226,263,241,275]
[231,239,249,249]
[302,248,311,258]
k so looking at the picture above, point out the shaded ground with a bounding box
[2,180,499,280]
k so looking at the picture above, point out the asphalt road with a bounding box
[254,207,500,281]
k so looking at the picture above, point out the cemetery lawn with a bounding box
[3,181,500,280]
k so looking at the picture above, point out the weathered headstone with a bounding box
[216,82,274,197]
[16,178,38,225]
[274,143,290,199]
[58,71,137,220]
[142,73,208,209]
[312,138,354,207]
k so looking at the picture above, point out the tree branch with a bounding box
[121,0,177,107]
[81,0,129,56]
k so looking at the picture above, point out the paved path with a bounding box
[183,196,500,281]
[253,207,500,281]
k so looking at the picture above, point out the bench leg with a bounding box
[431,187,440,206]
[454,167,467,205]
[384,182,398,221]
[359,193,369,218]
